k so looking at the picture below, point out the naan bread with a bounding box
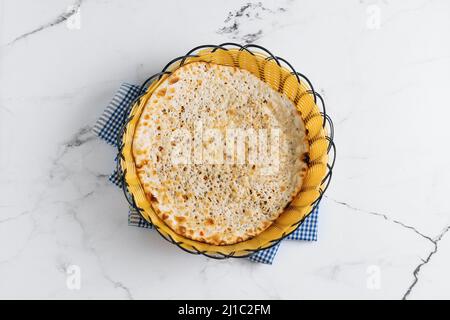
[132,62,308,245]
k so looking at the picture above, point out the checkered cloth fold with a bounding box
[94,83,320,264]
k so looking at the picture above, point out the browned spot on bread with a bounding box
[146,192,158,203]
[162,213,169,220]
[156,88,167,97]
[175,216,186,223]
[178,226,186,235]
[211,234,220,243]
[199,230,204,236]
[205,218,215,226]
[169,76,180,84]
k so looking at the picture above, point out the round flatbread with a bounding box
[132,62,308,245]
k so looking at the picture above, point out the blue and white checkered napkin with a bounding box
[93,83,320,264]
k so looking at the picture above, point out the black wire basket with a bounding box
[115,43,336,259]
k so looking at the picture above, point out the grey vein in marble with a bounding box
[49,125,96,180]
[217,2,288,44]
[328,197,434,243]
[241,30,263,44]
[402,225,450,300]
[63,198,134,300]
[64,125,96,149]
[7,0,83,46]
[0,105,14,116]
[0,211,38,265]
[40,120,134,299]
[0,210,30,224]
[328,197,450,299]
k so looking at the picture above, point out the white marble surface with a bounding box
[1,0,450,300]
